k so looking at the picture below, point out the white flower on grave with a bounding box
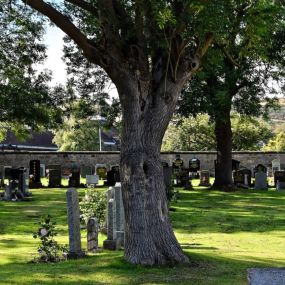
[40,228,48,237]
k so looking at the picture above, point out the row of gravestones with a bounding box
[65,183,125,258]
[0,160,121,189]
[233,166,285,191]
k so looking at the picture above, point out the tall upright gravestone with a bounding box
[66,188,85,258]
[29,160,42,188]
[48,165,62,188]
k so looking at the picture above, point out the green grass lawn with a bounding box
[1,184,285,285]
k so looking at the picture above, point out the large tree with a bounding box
[178,1,284,189]
[18,0,280,265]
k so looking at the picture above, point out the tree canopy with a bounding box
[0,1,64,140]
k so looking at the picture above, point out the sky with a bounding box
[42,26,118,98]
[42,26,67,86]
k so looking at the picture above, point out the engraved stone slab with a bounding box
[247,268,285,285]
[66,188,85,258]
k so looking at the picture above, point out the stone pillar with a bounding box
[87,218,99,253]
[114,183,125,246]
[66,188,85,258]
[103,198,120,250]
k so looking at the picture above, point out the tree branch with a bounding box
[65,0,98,17]
[197,32,215,58]
[215,42,241,68]
[23,0,101,64]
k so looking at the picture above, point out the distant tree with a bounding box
[178,1,284,189]
[263,132,285,151]
[162,114,273,151]
[53,117,100,151]
[0,1,63,140]
[162,114,215,151]
[231,116,273,151]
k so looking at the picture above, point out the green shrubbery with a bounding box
[32,215,67,263]
[80,189,107,230]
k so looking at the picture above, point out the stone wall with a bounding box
[1,151,285,173]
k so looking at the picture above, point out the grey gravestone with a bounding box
[247,268,285,285]
[114,183,125,246]
[272,159,281,175]
[40,164,46,178]
[276,181,285,191]
[199,170,211,187]
[81,165,92,178]
[274,171,285,187]
[4,184,12,201]
[86,175,99,187]
[66,188,85,258]
[87,218,99,253]
[48,165,62,187]
[106,186,115,201]
[254,171,268,190]
[103,198,120,250]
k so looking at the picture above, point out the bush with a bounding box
[80,189,107,229]
[32,215,67,263]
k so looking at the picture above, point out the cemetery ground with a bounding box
[1,183,285,284]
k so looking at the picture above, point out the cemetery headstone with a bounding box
[87,218,99,253]
[66,188,85,258]
[40,164,46,178]
[274,170,285,187]
[276,181,285,191]
[114,183,125,246]
[61,165,72,178]
[233,169,251,188]
[254,171,268,190]
[29,160,42,188]
[254,164,267,177]
[189,158,200,172]
[69,165,80,187]
[48,165,62,188]
[106,165,120,186]
[272,159,281,175]
[247,268,285,285]
[172,155,184,186]
[95,164,108,180]
[81,165,92,178]
[4,166,12,180]
[86,175,99,187]
[103,198,120,250]
[199,170,211,187]
[232,159,240,171]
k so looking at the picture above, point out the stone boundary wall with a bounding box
[1,151,285,173]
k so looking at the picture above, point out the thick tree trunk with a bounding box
[212,109,235,190]
[117,77,189,265]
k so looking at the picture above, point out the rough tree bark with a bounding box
[116,73,189,264]
[212,108,235,190]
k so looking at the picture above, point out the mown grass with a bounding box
[1,183,285,285]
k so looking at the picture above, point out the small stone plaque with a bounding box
[247,268,285,285]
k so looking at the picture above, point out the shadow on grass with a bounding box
[171,189,285,234]
[0,250,284,285]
